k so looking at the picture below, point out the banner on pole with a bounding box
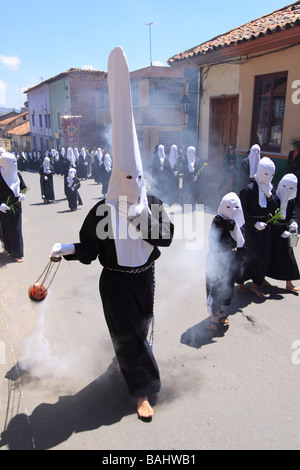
[62,116,81,146]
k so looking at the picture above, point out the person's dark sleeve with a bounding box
[131,198,174,247]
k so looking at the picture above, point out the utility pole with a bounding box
[145,22,153,66]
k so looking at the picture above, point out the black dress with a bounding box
[267,197,300,281]
[0,172,26,259]
[64,195,174,398]
[239,181,277,285]
[65,177,83,211]
[39,164,55,201]
[206,215,238,314]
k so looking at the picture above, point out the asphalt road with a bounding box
[0,170,300,451]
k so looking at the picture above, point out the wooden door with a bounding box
[209,95,239,165]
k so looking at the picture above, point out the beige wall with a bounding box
[198,63,240,159]
[238,44,300,155]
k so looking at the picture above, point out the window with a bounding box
[98,87,110,109]
[149,79,185,107]
[39,114,42,128]
[251,71,287,152]
[31,112,35,127]
[131,81,139,106]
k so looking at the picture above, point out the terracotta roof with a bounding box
[6,121,30,136]
[0,112,28,126]
[24,68,106,94]
[168,1,300,64]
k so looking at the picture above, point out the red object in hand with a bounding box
[28,283,48,302]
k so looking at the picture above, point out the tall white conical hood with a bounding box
[106,46,153,267]
[0,151,20,196]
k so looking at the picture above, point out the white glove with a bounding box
[281,231,291,239]
[50,242,75,258]
[0,203,10,213]
[255,222,267,231]
[127,202,144,220]
[18,194,26,202]
[289,222,298,231]
[44,176,48,180]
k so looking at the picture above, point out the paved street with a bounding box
[0,170,300,450]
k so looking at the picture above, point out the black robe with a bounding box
[239,181,277,285]
[206,215,238,314]
[39,165,55,201]
[238,157,253,193]
[267,197,300,281]
[65,177,83,211]
[0,172,26,259]
[64,195,174,398]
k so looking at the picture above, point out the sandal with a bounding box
[219,309,229,326]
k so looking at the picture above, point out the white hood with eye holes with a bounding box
[106,46,153,267]
[0,151,20,197]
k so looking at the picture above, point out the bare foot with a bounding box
[262,279,272,287]
[2,249,8,255]
[251,283,265,298]
[286,281,300,292]
[137,397,153,421]
[14,258,24,263]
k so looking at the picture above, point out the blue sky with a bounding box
[0,0,288,109]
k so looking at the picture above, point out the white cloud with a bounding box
[0,55,21,71]
[81,64,97,70]
[0,81,8,105]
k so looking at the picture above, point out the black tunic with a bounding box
[39,165,55,201]
[65,177,83,211]
[267,197,300,281]
[0,172,26,258]
[239,181,277,285]
[206,215,238,314]
[64,195,174,398]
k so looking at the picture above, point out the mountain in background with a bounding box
[0,106,20,114]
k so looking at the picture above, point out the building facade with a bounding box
[168,1,300,186]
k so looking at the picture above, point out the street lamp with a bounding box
[181,94,191,114]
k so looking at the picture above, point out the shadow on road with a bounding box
[0,360,136,450]
[180,283,286,350]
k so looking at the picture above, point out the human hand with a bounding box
[0,203,10,213]
[50,242,75,258]
[255,222,267,231]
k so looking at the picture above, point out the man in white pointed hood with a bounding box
[51,46,174,420]
[0,150,27,262]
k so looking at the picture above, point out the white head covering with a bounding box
[106,46,153,267]
[218,192,245,247]
[187,146,196,173]
[169,144,178,169]
[80,147,86,159]
[67,167,77,187]
[104,153,112,172]
[249,144,261,178]
[0,151,20,196]
[157,145,165,166]
[254,157,275,208]
[61,147,66,157]
[276,173,298,218]
[96,148,102,163]
[74,148,79,160]
[66,147,76,167]
[43,156,51,173]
